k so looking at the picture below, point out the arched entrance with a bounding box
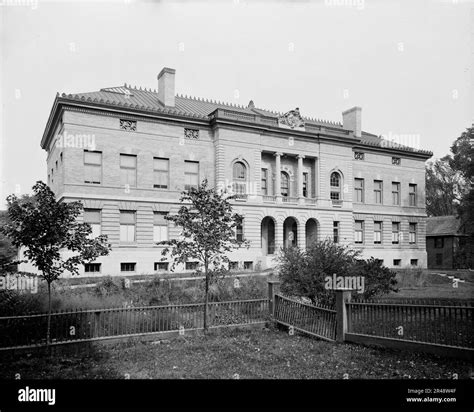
[261,217,275,255]
[305,218,318,249]
[283,217,298,248]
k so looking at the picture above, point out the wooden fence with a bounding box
[346,300,473,348]
[273,294,337,341]
[0,299,269,350]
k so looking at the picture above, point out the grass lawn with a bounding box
[0,328,471,380]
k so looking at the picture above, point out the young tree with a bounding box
[158,179,248,331]
[0,181,111,345]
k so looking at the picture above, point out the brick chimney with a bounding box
[157,67,176,107]
[342,106,362,138]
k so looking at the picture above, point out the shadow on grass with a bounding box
[0,341,121,380]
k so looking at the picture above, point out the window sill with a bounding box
[119,243,138,247]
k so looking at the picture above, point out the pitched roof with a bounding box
[426,216,461,236]
[53,84,432,156]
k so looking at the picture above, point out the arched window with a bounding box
[232,161,247,195]
[233,162,246,181]
[330,172,341,200]
[281,172,290,197]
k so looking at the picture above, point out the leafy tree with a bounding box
[0,211,18,273]
[158,179,248,331]
[425,157,466,216]
[277,239,397,306]
[0,181,111,345]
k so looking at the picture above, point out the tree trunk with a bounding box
[203,259,209,332]
[46,280,52,348]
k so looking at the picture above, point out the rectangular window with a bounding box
[153,212,168,243]
[409,184,417,206]
[374,221,382,244]
[410,259,418,267]
[84,209,101,238]
[261,168,268,195]
[354,220,364,244]
[154,157,169,189]
[435,253,443,265]
[120,211,136,242]
[236,221,244,242]
[302,172,309,198]
[185,262,198,270]
[374,180,383,204]
[229,261,239,271]
[121,262,136,272]
[184,161,199,190]
[243,261,253,271]
[409,222,417,244]
[333,221,339,243]
[392,222,400,244]
[392,182,400,205]
[354,178,364,203]
[154,262,169,271]
[393,259,401,267]
[435,237,444,248]
[84,150,102,184]
[120,154,137,187]
[84,263,101,273]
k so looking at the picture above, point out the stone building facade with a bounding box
[22,67,432,277]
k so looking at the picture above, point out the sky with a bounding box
[0,0,472,208]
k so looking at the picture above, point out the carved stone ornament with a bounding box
[278,107,305,131]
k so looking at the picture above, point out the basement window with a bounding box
[121,262,136,272]
[84,263,101,273]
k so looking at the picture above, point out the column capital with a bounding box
[274,152,283,157]
[297,154,305,160]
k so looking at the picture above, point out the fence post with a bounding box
[335,289,352,343]
[94,311,101,338]
[267,279,280,316]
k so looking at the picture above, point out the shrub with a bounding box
[277,240,359,306]
[277,240,397,306]
[349,257,398,299]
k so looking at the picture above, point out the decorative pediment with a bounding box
[278,108,305,131]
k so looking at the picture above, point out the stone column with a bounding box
[274,152,282,203]
[297,154,305,203]
[297,220,305,250]
[274,218,283,252]
[314,157,319,199]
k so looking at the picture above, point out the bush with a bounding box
[277,240,397,306]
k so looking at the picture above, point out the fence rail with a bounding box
[346,300,473,349]
[0,299,269,350]
[274,294,336,341]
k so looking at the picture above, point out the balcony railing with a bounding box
[331,199,343,207]
[233,194,248,201]
[304,198,317,205]
[282,196,298,204]
[263,195,276,202]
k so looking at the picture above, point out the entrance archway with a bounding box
[305,218,318,249]
[283,217,298,248]
[261,216,275,255]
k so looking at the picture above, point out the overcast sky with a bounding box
[0,0,472,208]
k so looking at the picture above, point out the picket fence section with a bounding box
[346,300,473,349]
[0,299,269,350]
[273,294,337,341]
